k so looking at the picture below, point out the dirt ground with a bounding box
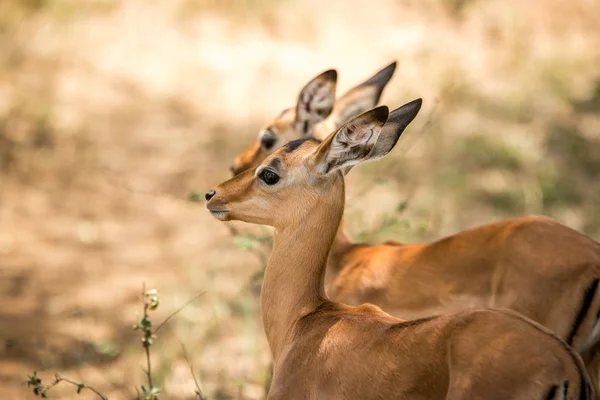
[1,0,599,398]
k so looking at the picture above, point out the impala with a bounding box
[230,61,397,175]
[229,67,600,381]
[207,103,593,399]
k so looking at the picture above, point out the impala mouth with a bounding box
[208,207,230,221]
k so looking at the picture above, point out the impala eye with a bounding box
[259,169,280,185]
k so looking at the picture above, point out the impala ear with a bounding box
[331,61,397,127]
[308,106,389,175]
[367,98,422,161]
[294,69,337,136]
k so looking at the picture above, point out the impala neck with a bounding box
[261,175,345,362]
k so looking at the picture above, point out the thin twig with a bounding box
[144,348,153,390]
[55,374,108,400]
[180,341,206,400]
[154,292,206,334]
[143,299,154,390]
[138,283,157,394]
[26,372,107,400]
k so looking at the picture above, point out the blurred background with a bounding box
[1,0,599,398]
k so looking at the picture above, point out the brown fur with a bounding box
[208,108,593,399]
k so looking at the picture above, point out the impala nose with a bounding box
[205,190,216,201]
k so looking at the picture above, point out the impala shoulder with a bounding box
[353,302,394,319]
[486,215,565,242]
[501,215,571,236]
[519,214,560,226]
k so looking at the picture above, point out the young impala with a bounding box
[228,67,600,383]
[207,103,593,399]
[230,61,397,175]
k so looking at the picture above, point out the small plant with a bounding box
[133,286,207,400]
[133,287,161,399]
[26,371,107,399]
[26,286,206,399]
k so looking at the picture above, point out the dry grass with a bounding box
[1,0,599,398]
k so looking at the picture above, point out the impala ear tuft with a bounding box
[295,69,338,136]
[310,106,389,175]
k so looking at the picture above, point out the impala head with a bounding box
[229,62,398,176]
[207,99,422,229]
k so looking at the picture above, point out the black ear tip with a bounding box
[321,69,338,82]
[388,98,423,121]
[401,98,423,113]
[379,61,397,79]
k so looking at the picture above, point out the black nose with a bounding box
[205,190,216,201]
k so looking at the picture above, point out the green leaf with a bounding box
[188,192,204,203]
[251,269,264,282]
[396,201,408,213]
[94,340,121,357]
[150,387,161,395]
[141,317,152,328]
[233,236,260,251]
[27,371,43,391]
